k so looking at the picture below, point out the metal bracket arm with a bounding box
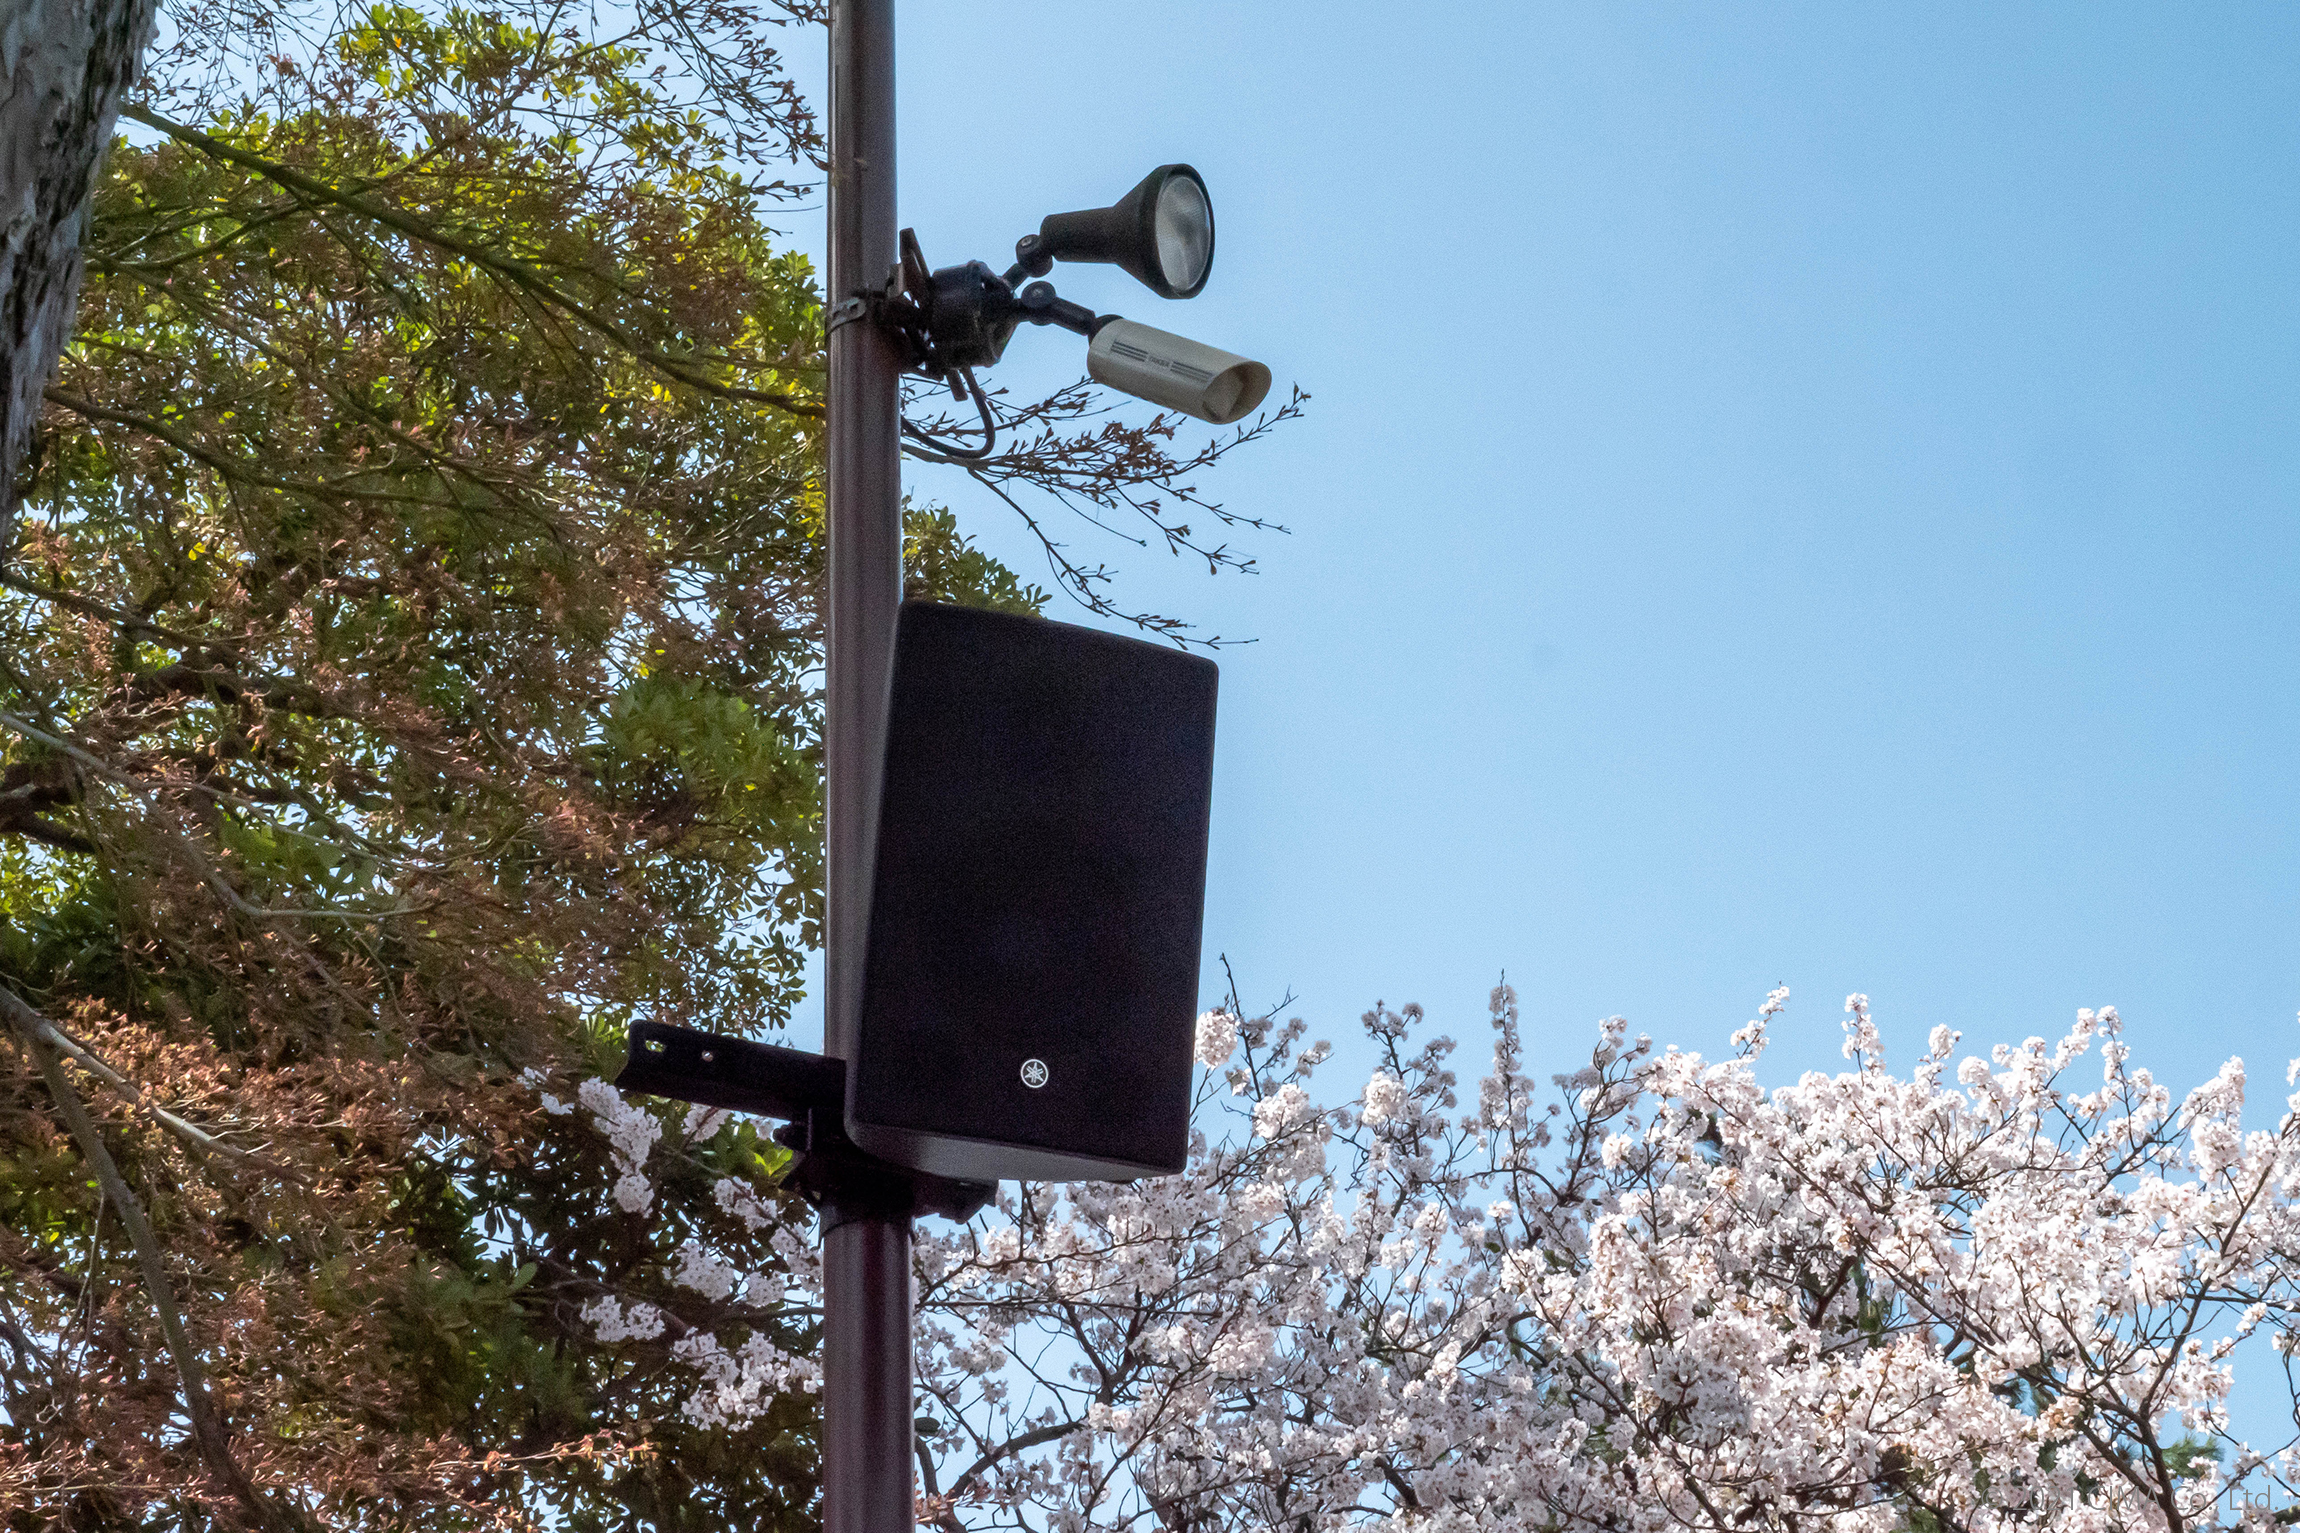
[614,1022,994,1225]
[617,1020,843,1120]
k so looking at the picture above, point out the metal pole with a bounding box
[822,1203,916,1531]
[824,4,901,1068]
[824,0,912,1529]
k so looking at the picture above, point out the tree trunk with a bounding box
[0,0,155,536]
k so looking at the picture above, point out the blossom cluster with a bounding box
[585,988,2300,1533]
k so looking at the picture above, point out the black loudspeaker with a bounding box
[847,602,1218,1183]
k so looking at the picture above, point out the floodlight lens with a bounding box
[1154,174,1212,293]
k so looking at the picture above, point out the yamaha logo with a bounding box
[1019,1058,1049,1089]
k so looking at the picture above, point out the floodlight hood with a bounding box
[1037,164,1215,299]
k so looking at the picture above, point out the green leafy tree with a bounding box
[0,5,1047,1526]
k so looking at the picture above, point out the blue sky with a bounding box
[785,2,2300,1120]
[762,0,2300,1452]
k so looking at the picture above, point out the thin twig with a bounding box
[0,708,426,920]
[0,570,232,656]
[121,104,819,418]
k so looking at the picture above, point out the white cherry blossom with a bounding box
[589,986,2300,1533]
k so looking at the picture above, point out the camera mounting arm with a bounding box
[1016,278,1102,337]
[883,229,1110,390]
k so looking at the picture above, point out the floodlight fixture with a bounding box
[1020,164,1216,299]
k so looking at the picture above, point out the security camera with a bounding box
[1087,319,1271,425]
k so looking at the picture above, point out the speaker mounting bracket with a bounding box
[614,1021,995,1226]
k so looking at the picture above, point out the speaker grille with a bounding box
[848,603,1217,1182]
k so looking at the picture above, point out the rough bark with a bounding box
[0,0,156,534]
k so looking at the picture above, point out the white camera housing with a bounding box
[1088,319,1272,425]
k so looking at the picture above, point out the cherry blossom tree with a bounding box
[581,985,2300,1533]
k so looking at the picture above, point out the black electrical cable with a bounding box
[899,365,996,460]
